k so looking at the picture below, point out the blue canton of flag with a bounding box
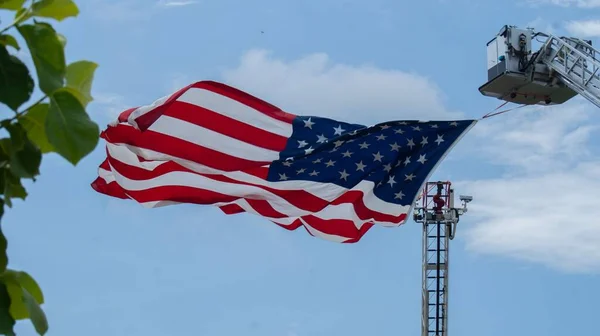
[268,117,476,206]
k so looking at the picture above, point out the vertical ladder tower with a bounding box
[413,181,472,336]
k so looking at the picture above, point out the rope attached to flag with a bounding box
[479,89,558,120]
[480,101,527,119]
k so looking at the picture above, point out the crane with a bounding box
[412,182,472,336]
[479,25,600,108]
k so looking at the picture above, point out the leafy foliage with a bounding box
[0,0,99,334]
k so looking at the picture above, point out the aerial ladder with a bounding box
[479,25,600,108]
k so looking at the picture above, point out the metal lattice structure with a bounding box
[537,35,600,108]
[413,181,471,336]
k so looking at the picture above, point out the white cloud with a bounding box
[91,92,130,122]
[222,49,462,124]
[87,0,152,22]
[87,0,196,22]
[165,72,192,95]
[525,17,557,35]
[467,102,597,174]
[565,19,600,37]
[457,100,600,273]
[157,0,197,6]
[526,0,600,7]
[460,162,600,272]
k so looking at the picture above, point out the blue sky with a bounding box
[3,0,600,335]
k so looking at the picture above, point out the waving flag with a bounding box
[91,81,476,243]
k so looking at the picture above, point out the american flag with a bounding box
[91,81,476,243]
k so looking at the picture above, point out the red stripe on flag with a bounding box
[134,83,195,131]
[273,217,374,243]
[191,81,296,124]
[244,167,270,179]
[219,204,245,214]
[272,218,303,231]
[244,199,289,218]
[123,185,241,204]
[332,192,407,223]
[164,101,289,152]
[102,125,270,171]
[99,158,111,170]
[91,178,129,199]
[118,107,139,124]
[302,215,374,241]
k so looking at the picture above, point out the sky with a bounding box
[2,0,600,335]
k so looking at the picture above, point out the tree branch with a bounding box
[14,95,47,119]
[0,0,35,35]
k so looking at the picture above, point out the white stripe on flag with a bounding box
[177,88,294,138]
[149,115,281,162]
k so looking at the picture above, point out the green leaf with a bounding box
[0,282,15,336]
[3,121,24,151]
[0,35,19,51]
[0,139,11,166]
[0,0,25,10]
[56,33,66,48]
[22,289,47,335]
[17,23,66,95]
[31,0,78,21]
[47,89,99,165]
[10,138,40,179]
[3,276,25,320]
[0,227,7,272]
[58,87,85,109]
[3,270,47,334]
[2,271,42,305]
[66,61,97,107]
[3,169,27,208]
[4,122,41,179]
[20,104,54,153]
[12,7,29,25]
[0,45,34,111]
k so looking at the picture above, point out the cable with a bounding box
[481,103,527,119]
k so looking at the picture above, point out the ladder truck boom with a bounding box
[479,25,600,109]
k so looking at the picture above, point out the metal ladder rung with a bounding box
[541,35,600,108]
